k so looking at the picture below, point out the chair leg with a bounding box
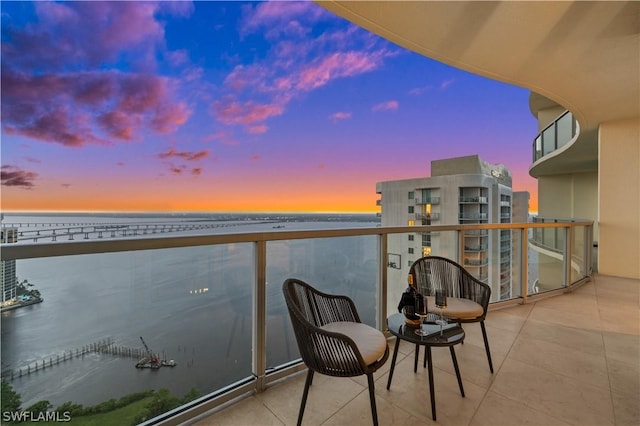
[367,373,379,426]
[480,321,494,373]
[297,369,314,426]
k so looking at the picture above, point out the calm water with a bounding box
[1,213,380,408]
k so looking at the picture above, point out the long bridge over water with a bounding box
[1,220,274,243]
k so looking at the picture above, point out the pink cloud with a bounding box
[372,100,399,112]
[409,85,433,96]
[4,2,177,71]
[224,64,270,92]
[441,79,455,90]
[158,149,209,161]
[248,125,269,135]
[212,98,284,131]
[171,166,185,175]
[297,51,382,91]
[166,49,190,67]
[1,2,192,147]
[214,4,398,135]
[98,110,137,141]
[330,111,352,121]
[1,69,191,146]
[241,2,327,39]
[1,165,38,189]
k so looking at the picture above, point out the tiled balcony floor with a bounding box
[192,274,639,425]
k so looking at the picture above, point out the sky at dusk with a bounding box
[1,1,539,214]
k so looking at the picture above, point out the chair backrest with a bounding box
[409,256,491,312]
[283,278,360,326]
[282,278,367,376]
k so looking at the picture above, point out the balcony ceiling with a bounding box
[317,1,640,130]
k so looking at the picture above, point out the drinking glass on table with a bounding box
[414,294,430,336]
[435,290,448,336]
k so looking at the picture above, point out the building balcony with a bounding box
[532,110,578,163]
[459,213,488,220]
[529,108,598,178]
[415,213,440,222]
[415,197,440,205]
[463,258,489,266]
[195,273,638,426]
[464,244,488,252]
[3,219,634,426]
[459,196,488,204]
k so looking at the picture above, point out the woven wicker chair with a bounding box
[283,278,389,426]
[409,256,494,373]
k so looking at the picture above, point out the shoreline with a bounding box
[1,297,43,313]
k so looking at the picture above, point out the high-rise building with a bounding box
[377,155,529,308]
[1,227,18,305]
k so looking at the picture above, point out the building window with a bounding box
[408,206,414,214]
[408,248,414,254]
[408,235,414,241]
[408,220,415,226]
[408,191,414,200]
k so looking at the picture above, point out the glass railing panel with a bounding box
[542,125,556,156]
[528,227,567,294]
[507,229,523,301]
[387,230,461,316]
[556,111,574,149]
[534,135,543,161]
[3,244,255,422]
[571,225,587,283]
[265,235,381,369]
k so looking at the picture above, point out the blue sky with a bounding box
[1,1,538,213]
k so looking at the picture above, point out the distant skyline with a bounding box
[1,1,538,214]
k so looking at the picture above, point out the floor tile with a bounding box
[490,358,615,426]
[191,273,639,426]
[470,390,570,426]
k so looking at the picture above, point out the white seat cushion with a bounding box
[426,296,483,319]
[321,321,387,365]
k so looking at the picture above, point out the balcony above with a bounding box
[530,106,599,178]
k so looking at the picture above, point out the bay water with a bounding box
[1,213,380,409]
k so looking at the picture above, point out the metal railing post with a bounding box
[521,226,528,304]
[585,225,593,276]
[379,232,388,331]
[564,225,572,288]
[254,240,267,392]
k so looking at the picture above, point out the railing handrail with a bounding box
[1,221,594,261]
